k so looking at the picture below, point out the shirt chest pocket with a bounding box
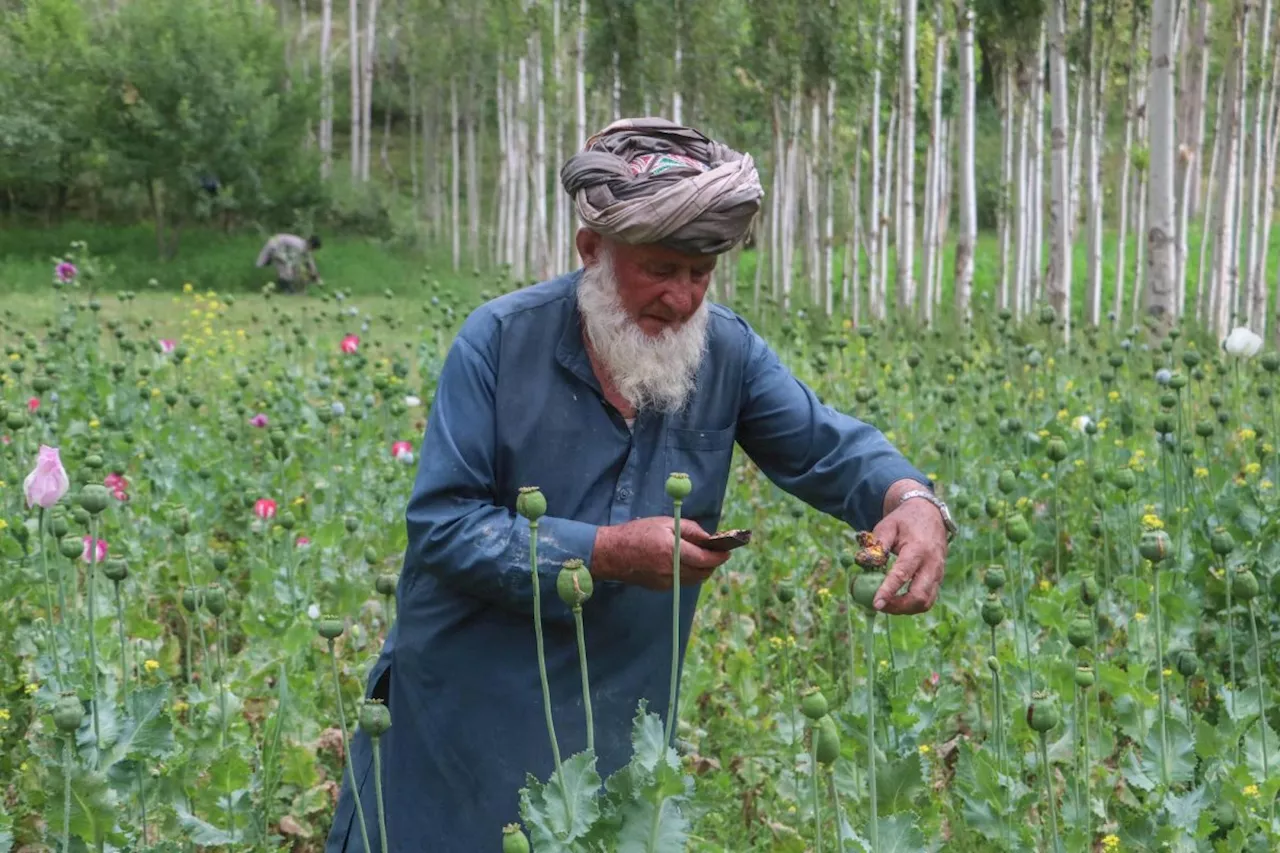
[664,425,736,527]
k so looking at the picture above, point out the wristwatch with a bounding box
[899,489,958,541]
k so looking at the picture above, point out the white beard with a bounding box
[576,250,709,415]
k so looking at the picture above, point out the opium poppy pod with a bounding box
[516,486,546,522]
[1026,691,1060,733]
[1139,529,1173,563]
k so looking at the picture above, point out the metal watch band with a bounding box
[899,488,957,539]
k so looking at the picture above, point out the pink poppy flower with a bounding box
[392,441,414,460]
[27,397,39,413]
[23,445,70,509]
[296,536,312,548]
[249,413,269,428]
[254,498,277,519]
[55,262,77,283]
[340,334,360,354]
[105,472,129,502]
[81,536,108,563]
[159,339,177,354]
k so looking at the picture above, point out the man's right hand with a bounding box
[589,516,732,590]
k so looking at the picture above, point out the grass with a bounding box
[4,216,1280,339]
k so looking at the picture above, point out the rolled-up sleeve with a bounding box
[733,320,931,532]
[404,329,599,617]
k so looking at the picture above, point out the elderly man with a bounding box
[324,118,952,853]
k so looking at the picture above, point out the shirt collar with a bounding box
[554,270,604,396]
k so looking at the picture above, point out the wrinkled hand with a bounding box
[591,516,732,591]
[869,498,949,615]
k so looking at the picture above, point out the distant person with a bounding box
[255,233,322,293]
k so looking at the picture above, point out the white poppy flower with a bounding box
[404,395,422,407]
[1224,326,1263,358]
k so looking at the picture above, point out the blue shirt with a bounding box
[325,270,928,853]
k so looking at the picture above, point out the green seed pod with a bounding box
[1182,350,1202,368]
[516,486,547,522]
[851,572,885,611]
[1175,649,1199,678]
[1004,515,1031,544]
[181,588,201,613]
[556,558,594,608]
[58,534,83,559]
[1159,391,1178,409]
[1139,529,1173,563]
[1213,802,1236,830]
[1112,468,1137,491]
[502,824,531,853]
[1067,615,1094,648]
[1232,567,1260,601]
[1026,691,1061,732]
[984,497,1003,519]
[317,615,345,640]
[800,688,829,721]
[78,483,111,515]
[1074,664,1096,688]
[102,558,128,583]
[815,714,840,765]
[279,510,295,530]
[777,582,796,604]
[1079,573,1100,606]
[83,453,103,470]
[375,573,398,596]
[51,513,69,537]
[345,516,360,533]
[212,552,229,573]
[997,469,1017,494]
[1194,420,1214,438]
[170,508,190,536]
[364,546,378,563]
[1045,438,1068,462]
[1210,528,1235,556]
[204,586,227,616]
[981,594,1006,627]
[53,692,84,734]
[665,472,692,501]
[986,656,1001,674]
[359,699,392,736]
[983,566,1007,590]
[1153,413,1176,434]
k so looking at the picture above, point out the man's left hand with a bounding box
[868,484,950,615]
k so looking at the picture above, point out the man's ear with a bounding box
[576,228,603,266]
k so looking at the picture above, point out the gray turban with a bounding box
[560,117,764,256]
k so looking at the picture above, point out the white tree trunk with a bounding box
[954,0,976,317]
[998,63,1014,311]
[1046,0,1073,339]
[320,0,333,177]
[1145,0,1178,327]
[868,12,884,319]
[451,78,461,271]
[897,0,917,314]
[466,75,480,269]
[360,0,378,183]
[672,0,683,123]
[1196,74,1227,324]
[1245,0,1275,330]
[1112,37,1139,326]
[1014,85,1030,316]
[349,0,360,181]
[921,0,946,324]
[1213,10,1246,337]
[532,17,549,280]
[1030,25,1047,310]
[824,78,836,317]
[880,108,898,319]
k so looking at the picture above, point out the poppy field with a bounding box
[1,245,1278,852]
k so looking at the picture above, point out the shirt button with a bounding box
[618,488,632,500]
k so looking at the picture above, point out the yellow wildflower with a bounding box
[1163,668,1173,677]
[1141,514,1164,530]
[292,496,306,505]
[1194,467,1209,479]
[1108,391,1120,402]
[885,431,896,442]
[24,682,38,695]
[7,353,18,361]
[1074,459,1085,468]
[151,388,162,398]
[1244,462,1261,476]
[787,636,796,649]
[1038,579,1051,592]
[1134,612,1148,622]
[1003,380,1012,391]
[183,282,193,293]
[0,520,7,532]
[0,709,10,721]
[144,659,160,673]
[1065,380,1074,392]
[1244,784,1260,798]
[918,744,931,755]
[1239,428,1257,442]
[1041,472,1050,480]
[18,761,27,772]
[769,636,783,650]
[879,659,889,670]
[236,329,246,338]
[1038,429,1050,438]
[1101,835,1120,851]
[905,412,915,422]
[89,419,99,429]
[1262,479,1273,490]
[173,700,189,713]
[1057,409,1068,420]
[842,319,852,330]
[817,587,831,601]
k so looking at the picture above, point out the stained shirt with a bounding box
[324,270,929,853]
